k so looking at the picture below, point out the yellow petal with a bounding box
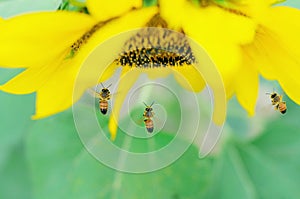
[86,0,142,21]
[262,6,300,60]
[159,0,185,30]
[278,76,300,105]
[173,65,205,92]
[243,26,277,80]
[234,53,259,116]
[29,31,121,118]
[267,0,286,5]
[195,6,256,45]
[189,41,227,126]
[32,44,101,119]
[109,68,140,140]
[255,6,300,95]
[0,58,61,94]
[0,11,96,68]
[33,83,75,119]
[184,31,242,98]
[32,54,86,119]
[160,0,256,45]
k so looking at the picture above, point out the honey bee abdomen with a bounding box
[147,127,154,133]
[278,103,287,114]
[144,119,154,133]
[146,126,154,133]
[280,109,287,114]
[100,109,108,114]
[99,100,108,115]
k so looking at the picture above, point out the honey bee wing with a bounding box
[109,91,120,99]
[134,117,146,126]
[86,88,100,98]
[150,115,167,132]
[140,118,147,126]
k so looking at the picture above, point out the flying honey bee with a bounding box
[92,83,112,115]
[143,102,155,133]
[266,92,287,114]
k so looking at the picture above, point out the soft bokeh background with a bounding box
[1,1,300,198]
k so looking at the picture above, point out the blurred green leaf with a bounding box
[58,0,88,13]
[143,0,157,7]
[281,1,300,8]
[0,80,35,198]
[0,69,35,166]
[68,139,214,199]
[0,141,32,199]
[26,110,83,199]
[26,107,214,199]
[205,100,300,199]
[0,92,34,166]
[0,0,61,18]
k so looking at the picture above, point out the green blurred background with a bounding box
[1,1,300,199]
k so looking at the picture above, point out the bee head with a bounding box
[271,93,277,98]
[102,88,109,93]
[146,107,152,111]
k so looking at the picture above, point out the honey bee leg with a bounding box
[274,104,279,110]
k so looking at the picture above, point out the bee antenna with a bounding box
[150,101,155,107]
[143,102,148,107]
[107,83,112,88]
[100,82,105,88]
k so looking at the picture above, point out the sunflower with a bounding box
[0,0,299,140]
